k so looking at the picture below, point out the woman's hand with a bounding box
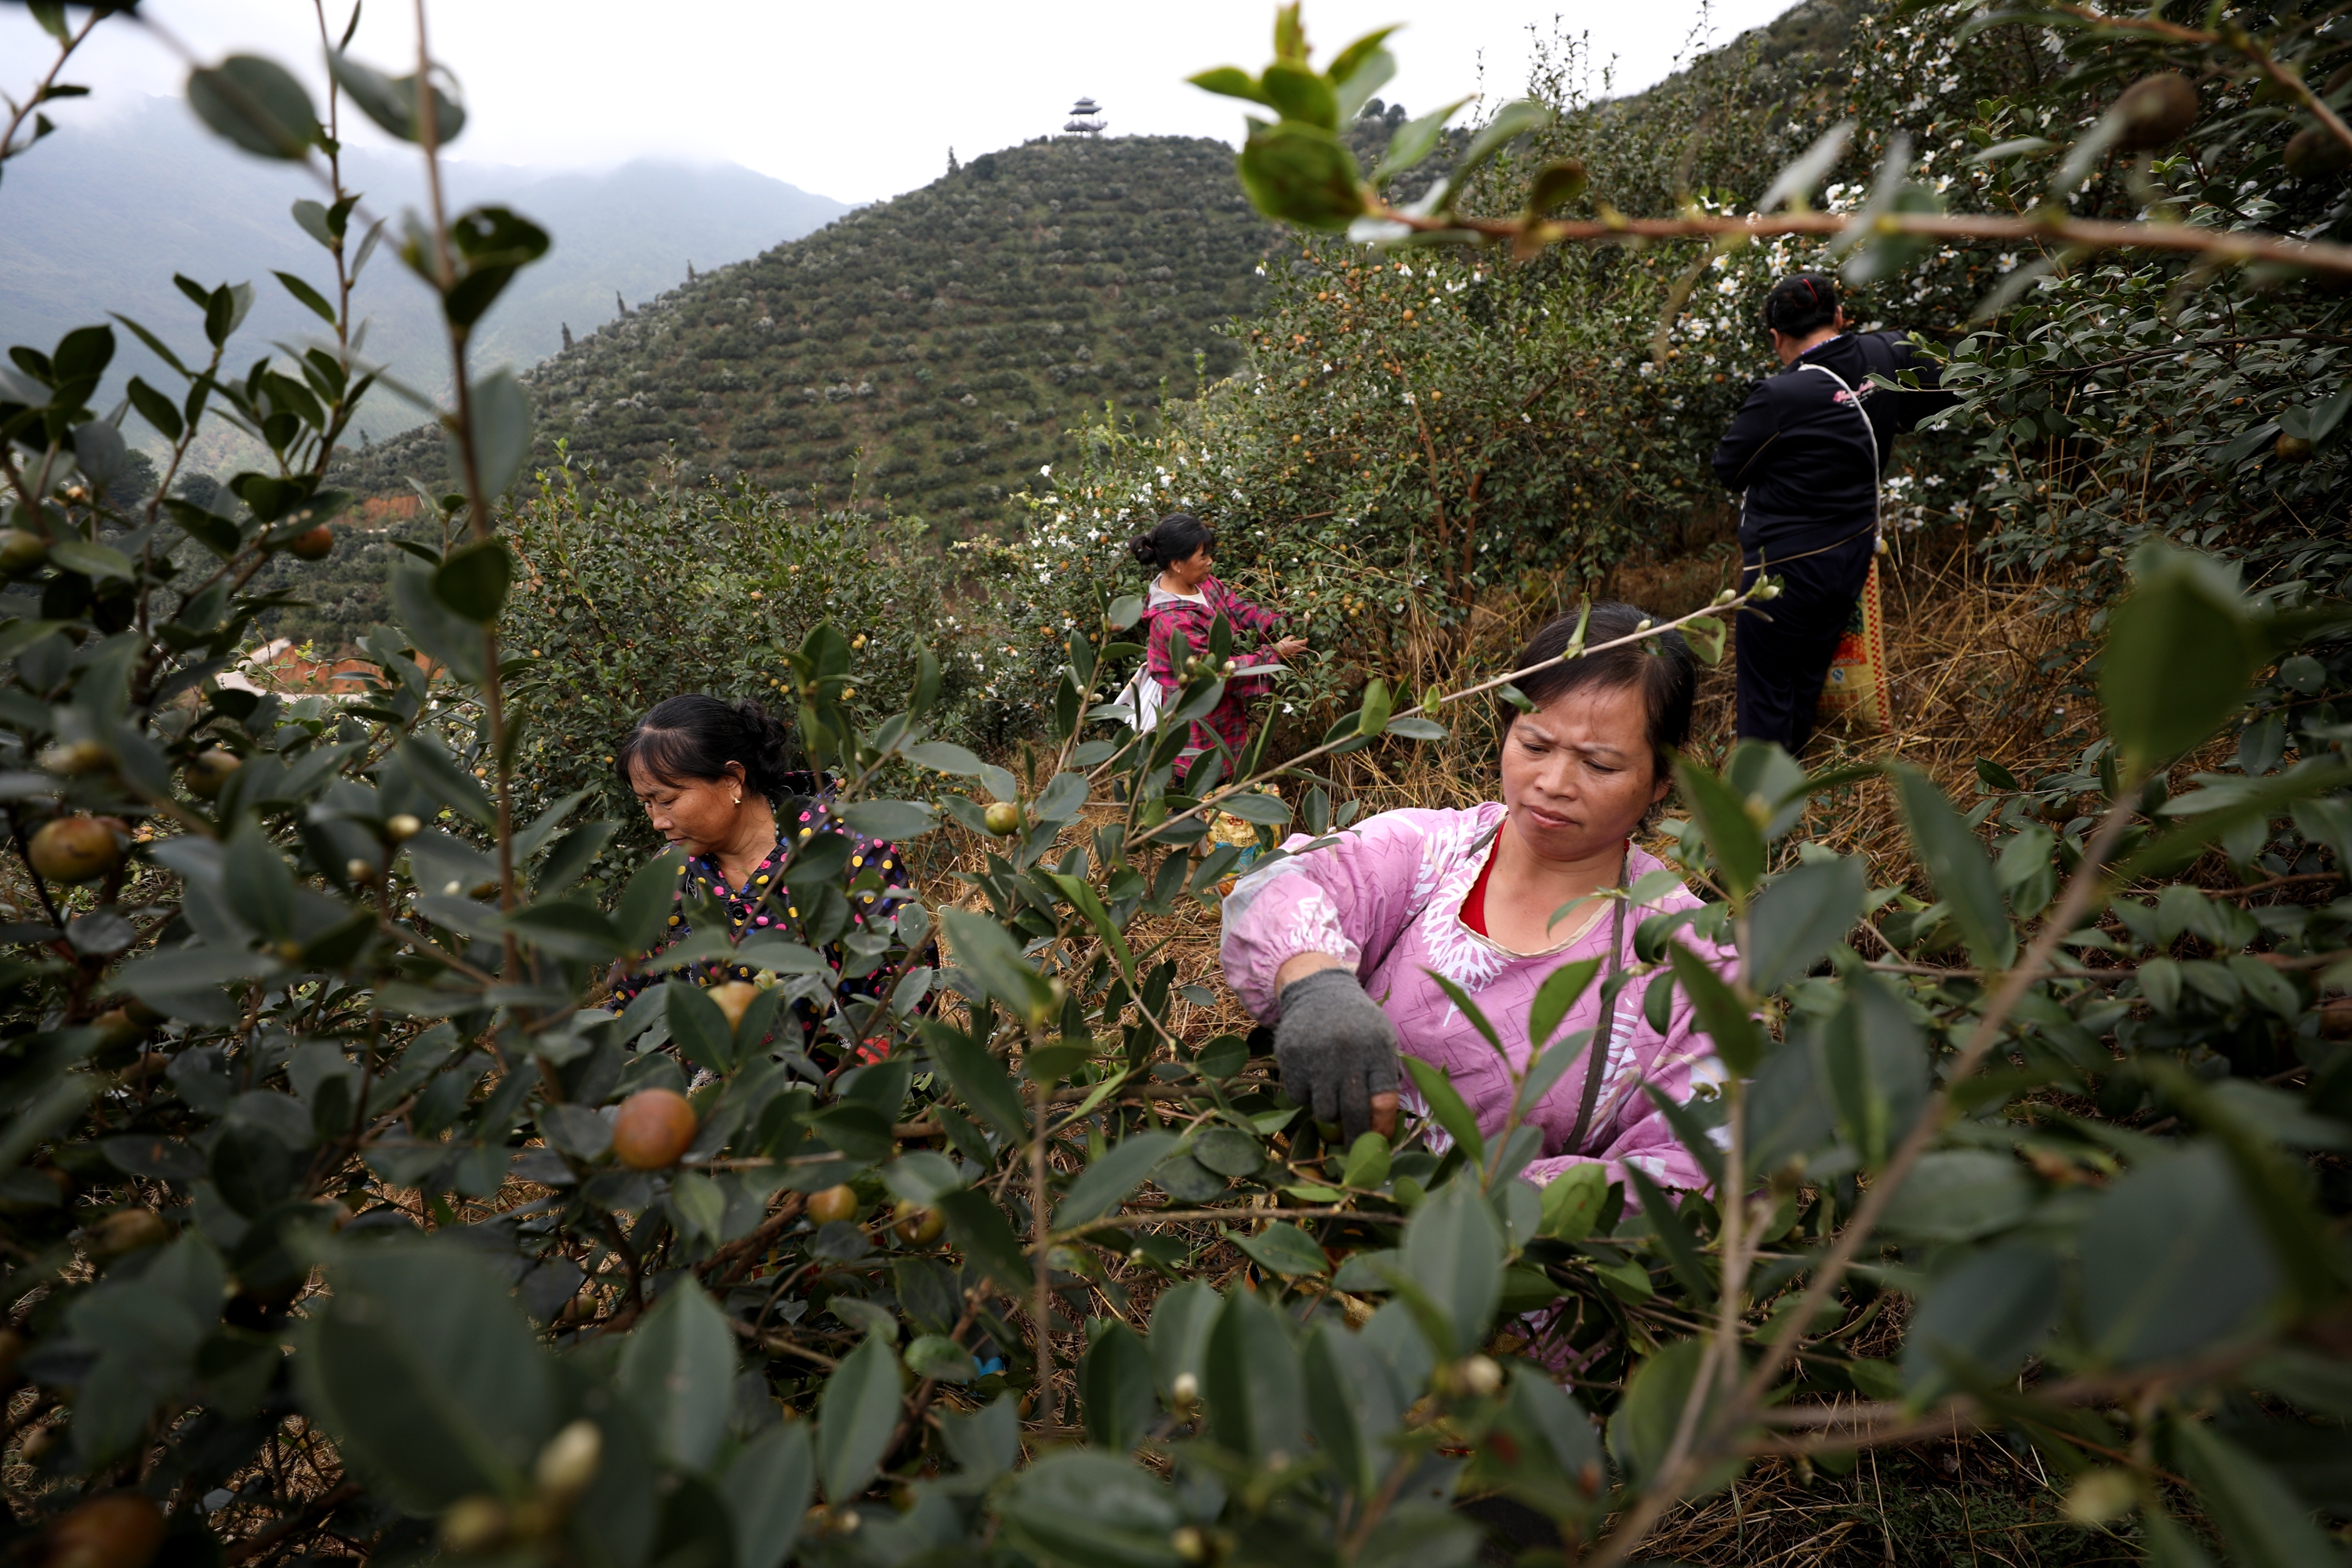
[1271,636,1308,660]
[1273,964,1399,1141]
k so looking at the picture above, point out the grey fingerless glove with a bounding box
[1273,967,1400,1142]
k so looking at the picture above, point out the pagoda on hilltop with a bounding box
[1063,96,1106,136]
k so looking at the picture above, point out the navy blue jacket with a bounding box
[1711,331,1955,555]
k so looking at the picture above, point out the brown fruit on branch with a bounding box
[709,980,759,1033]
[807,1184,861,1225]
[183,749,242,799]
[287,525,335,561]
[0,529,48,575]
[39,740,111,776]
[88,1209,168,1258]
[28,816,122,884]
[2285,125,2352,179]
[610,1089,697,1170]
[891,1199,944,1244]
[2113,73,2200,150]
[982,801,1022,836]
[47,1494,165,1568]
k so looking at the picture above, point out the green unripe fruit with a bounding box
[183,749,242,799]
[29,816,122,884]
[2112,73,2198,151]
[2277,432,2315,463]
[2285,126,2352,180]
[982,801,1022,836]
[0,530,47,576]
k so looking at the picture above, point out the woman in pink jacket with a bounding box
[1219,602,1731,1194]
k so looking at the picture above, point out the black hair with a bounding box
[1499,602,1697,783]
[1129,512,1214,572]
[615,695,804,802]
[1764,271,1840,338]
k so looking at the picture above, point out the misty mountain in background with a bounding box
[0,96,848,459]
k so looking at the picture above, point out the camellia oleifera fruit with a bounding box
[807,1184,861,1225]
[709,979,759,1032]
[2112,71,2199,150]
[891,1199,944,1244]
[183,749,242,799]
[982,801,1022,836]
[2285,125,2352,180]
[0,529,47,575]
[87,1209,169,1258]
[287,524,335,561]
[47,1494,165,1568]
[610,1089,697,1170]
[28,816,122,884]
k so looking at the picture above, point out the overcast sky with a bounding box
[4,0,1798,203]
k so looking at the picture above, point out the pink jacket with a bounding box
[1219,803,1733,1192]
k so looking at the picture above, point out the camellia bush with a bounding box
[0,8,2347,1568]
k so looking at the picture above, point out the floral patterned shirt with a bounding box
[608,775,913,1051]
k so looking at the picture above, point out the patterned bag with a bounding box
[1818,554,1892,731]
[1796,359,1894,735]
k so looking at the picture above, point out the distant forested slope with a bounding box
[336,132,1300,529]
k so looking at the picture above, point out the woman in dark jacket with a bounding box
[1711,272,1955,752]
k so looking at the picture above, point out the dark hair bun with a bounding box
[616,694,804,801]
[1130,512,1214,572]
[1765,271,1840,338]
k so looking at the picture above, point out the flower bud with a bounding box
[535,1419,602,1501]
[383,814,422,842]
[1171,1370,1200,1412]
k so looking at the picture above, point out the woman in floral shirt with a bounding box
[1132,512,1307,786]
[606,695,915,1058]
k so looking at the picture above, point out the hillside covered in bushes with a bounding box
[337,135,1283,528]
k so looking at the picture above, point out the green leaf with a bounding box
[1358,677,1392,736]
[2101,545,2263,778]
[1668,942,1762,1076]
[815,1332,902,1503]
[390,561,487,683]
[1057,1131,1180,1229]
[1436,99,1554,205]
[666,982,736,1075]
[1525,158,1592,214]
[1812,972,1928,1170]
[720,1421,812,1568]
[1673,756,1766,903]
[839,800,937,840]
[2079,1142,2281,1367]
[996,1451,1185,1568]
[1237,121,1366,230]
[1372,97,1472,186]
[393,733,496,827]
[1147,1280,1218,1404]
[939,908,1054,1024]
[617,1283,736,1472]
[1892,764,2016,971]
[430,539,513,624]
[1401,1057,1485,1168]
[1537,1163,1609,1241]
[1879,1150,2033,1243]
[187,55,319,159]
[1204,1288,1305,1461]
[1188,66,1271,107]
[1744,856,1866,991]
[1629,1167,1715,1303]
[1609,1335,1740,1495]
[299,1241,556,1511]
[455,367,533,499]
[2170,1420,2340,1568]
[1229,1220,1329,1277]
[274,270,336,323]
[1901,1239,2061,1403]
[1261,62,1339,129]
[328,51,466,143]
[504,899,624,961]
[1080,1319,1157,1453]
[125,376,184,442]
[612,848,687,955]
[48,538,136,585]
[935,1186,1033,1295]
[1399,1177,1503,1357]
[924,1026,1028,1143]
